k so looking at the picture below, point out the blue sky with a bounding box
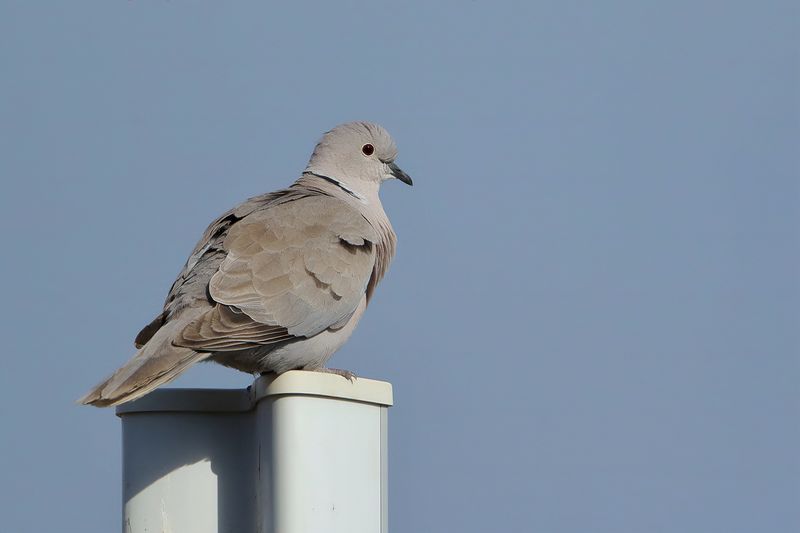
[1,1,797,532]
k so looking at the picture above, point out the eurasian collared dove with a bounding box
[80,122,411,407]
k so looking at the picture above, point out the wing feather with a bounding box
[175,195,376,351]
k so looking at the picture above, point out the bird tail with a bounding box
[78,310,210,407]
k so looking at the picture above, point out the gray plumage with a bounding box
[80,122,411,407]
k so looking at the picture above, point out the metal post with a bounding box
[117,371,393,533]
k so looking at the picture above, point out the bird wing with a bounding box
[175,195,377,351]
[134,189,297,348]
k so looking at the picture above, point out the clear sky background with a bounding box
[1,1,797,532]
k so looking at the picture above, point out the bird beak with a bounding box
[388,162,413,186]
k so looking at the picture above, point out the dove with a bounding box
[80,122,412,407]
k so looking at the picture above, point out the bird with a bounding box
[79,121,412,407]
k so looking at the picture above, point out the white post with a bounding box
[117,370,393,533]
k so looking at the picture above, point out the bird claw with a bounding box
[315,367,357,382]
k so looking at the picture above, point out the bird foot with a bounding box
[314,367,357,382]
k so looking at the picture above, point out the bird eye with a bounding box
[361,143,375,156]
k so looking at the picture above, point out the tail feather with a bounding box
[79,310,209,407]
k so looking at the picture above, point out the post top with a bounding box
[115,370,393,416]
[252,370,393,407]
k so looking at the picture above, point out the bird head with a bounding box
[304,122,413,196]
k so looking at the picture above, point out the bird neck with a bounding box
[297,172,384,208]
